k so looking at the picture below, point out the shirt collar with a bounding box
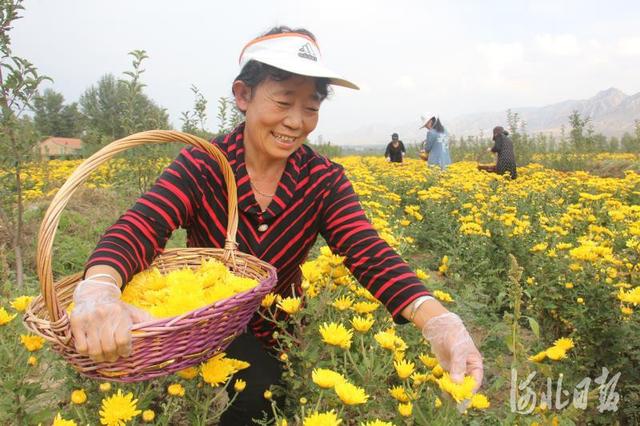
[224,122,302,219]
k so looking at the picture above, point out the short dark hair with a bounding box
[233,26,331,110]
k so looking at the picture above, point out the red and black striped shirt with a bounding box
[87,123,430,342]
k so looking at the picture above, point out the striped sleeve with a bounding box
[85,148,202,285]
[319,166,431,323]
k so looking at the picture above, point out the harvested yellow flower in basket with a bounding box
[23,131,277,382]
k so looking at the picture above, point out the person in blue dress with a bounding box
[420,116,451,170]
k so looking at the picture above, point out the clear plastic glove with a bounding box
[422,312,484,391]
[70,279,152,362]
[385,157,391,162]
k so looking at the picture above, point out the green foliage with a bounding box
[78,51,170,153]
[181,85,215,140]
[0,0,50,288]
[308,137,342,158]
[32,88,84,137]
[215,96,243,136]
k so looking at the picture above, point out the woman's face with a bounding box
[234,75,322,162]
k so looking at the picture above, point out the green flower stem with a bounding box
[359,334,370,369]
[314,390,325,411]
[346,348,365,381]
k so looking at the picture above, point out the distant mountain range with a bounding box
[332,88,640,145]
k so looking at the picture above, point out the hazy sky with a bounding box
[12,0,640,144]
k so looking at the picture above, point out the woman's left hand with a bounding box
[422,312,484,391]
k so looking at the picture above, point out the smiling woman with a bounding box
[71,25,483,425]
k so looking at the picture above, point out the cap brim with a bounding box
[249,54,359,90]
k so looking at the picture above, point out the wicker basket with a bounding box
[23,130,277,382]
[477,163,497,173]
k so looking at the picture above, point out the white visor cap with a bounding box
[239,33,359,90]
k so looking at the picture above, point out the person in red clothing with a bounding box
[71,26,483,424]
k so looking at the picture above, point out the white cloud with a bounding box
[475,42,527,88]
[534,34,581,56]
[616,36,640,56]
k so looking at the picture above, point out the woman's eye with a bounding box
[306,107,319,113]
[276,101,291,107]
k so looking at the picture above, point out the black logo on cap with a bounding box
[298,43,317,61]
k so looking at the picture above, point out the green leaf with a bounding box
[504,333,514,352]
[527,316,540,339]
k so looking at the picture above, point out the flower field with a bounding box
[0,156,639,425]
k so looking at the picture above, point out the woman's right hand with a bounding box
[70,279,152,362]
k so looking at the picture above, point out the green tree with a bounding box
[79,73,125,141]
[78,51,169,151]
[181,85,213,140]
[568,110,590,151]
[216,96,243,135]
[32,88,83,137]
[0,0,50,288]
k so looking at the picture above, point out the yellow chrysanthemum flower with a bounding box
[389,385,410,402]
[20,334,45,352]
[71,389,87,404]
[394,359,415,379]
[351,315,374,333]
[312,368,346,389]
[621,306,633,315]
[319,322,353,349]
[200,354,237,387]
[436,373,476,403]
[418,353,438,368]
[121,260,257,318]
[352,301,379,314]
[27,356,37,366]
[528,351,547,362]
[261,292,278,308]
[435,397,442,408]
[545,346,567,360]
[415,269,429,280]
[361,420,394,426]
[431,364,444,378]
[334,382,369,405]
[53,413,78,426]
[277,296,302,315]
[303,410,342,426]
[234,379,246,392]
[99,382,112,392]
[177,366,199,380]
[470,393,491,409]
[167,383,185,397]
[99,389,142,426]
[300,261,322,283]
[332,295,354,311]
[433,290,454,303]
[0,307,17,326]
[398,402,413,417]
[142,409,155,422]
[226,357,251,371]
[553,337,574,351]
[374,329,407,352]
[10,295,33,312]
[411,372,430,385]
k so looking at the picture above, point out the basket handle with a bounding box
[36,130,239,322]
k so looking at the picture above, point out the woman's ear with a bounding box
[232,80,252,112]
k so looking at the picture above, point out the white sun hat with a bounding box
[239,33,359,90]
[419,113,437,129]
